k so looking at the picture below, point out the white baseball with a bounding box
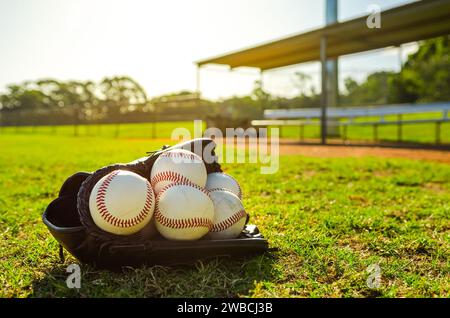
[150,149,207,194]
[208,189,247,239]
[205,172,242,199]
[155,183,214,240]
[89,170,155,235]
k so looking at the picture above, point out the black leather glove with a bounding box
[42,138,268,270]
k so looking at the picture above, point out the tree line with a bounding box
[0,76,152,126]
[0,36,448,127]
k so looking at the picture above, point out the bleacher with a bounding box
[251,102,450,143]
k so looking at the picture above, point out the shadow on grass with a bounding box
[30,253,278,298]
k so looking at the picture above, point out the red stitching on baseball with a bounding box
[211,209,247,232]
[150,171,193,189]
[95,171,153,228]
[159,180,210,197]
[154,181,212,230]
[210,172,242,199]
[159,151,201,161]
[207,187,237,195]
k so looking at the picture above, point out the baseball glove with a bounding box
[42,138,269,269]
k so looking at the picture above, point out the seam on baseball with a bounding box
[158,180,210,198]
[154,181,212,230]
[207,187,236,195]
[150,171,193,189]
[159,151,201,161]
[211,209,247,232]
[212,172,242,199]
[95,171,153,228]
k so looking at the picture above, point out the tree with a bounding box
[99,76,148,117]
[251,80,271,113]
[341,72,396,106]
[0,83,50,110]
[292,71,312,96]
[394,35,450,102]
[36,80,99,126]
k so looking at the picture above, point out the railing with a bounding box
[263,102,450,120]
[252,102,450,144]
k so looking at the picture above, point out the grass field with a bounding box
[0,121,203,139]
[1,114,449,144]
[0,134,449,297]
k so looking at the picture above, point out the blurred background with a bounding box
[0,0,449,144]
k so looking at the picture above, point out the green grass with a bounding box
[0,121,204,139]
[0,134,449,297]
[1,114,448,144]
[271,112,450,144]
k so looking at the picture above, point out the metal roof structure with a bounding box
[196,0,450,70]
[196,0,450,144]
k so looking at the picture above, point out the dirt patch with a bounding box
[135,137,450,164]
[278,143,450,164]
[301,170,317,179]
[422,182,447,193]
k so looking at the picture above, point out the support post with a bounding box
[374,124,378,142]
[115,123,120,138]
[343,124,347,143]
[436,122,441,144]
[324,0,339,138]
[196,65,201,94]
[259,69,265,113]
[320,36,328,145]
[320,0,339,144]
[397,114,402,142]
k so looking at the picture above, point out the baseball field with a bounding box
[1,114,449,143]
[1,123,449,298]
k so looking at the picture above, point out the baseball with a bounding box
[150,149,207,194]
[205,172,242,199]
[208,189,247,239]
[155,182,214,240]
[89,170,155,235]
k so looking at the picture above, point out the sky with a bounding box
[0,0,418,99]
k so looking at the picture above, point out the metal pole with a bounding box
[343,124,347,142]
[320,35,328,145]
[259,69,264,90]
[436,122,441,144]
[325,0,338,25]
[397,114,402,142]
[115,123,120,138]
[374,124,378,142]
[320,0,338,144]
[196,65,201,94]
[325,0,339,138]
[259,69,265,113]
